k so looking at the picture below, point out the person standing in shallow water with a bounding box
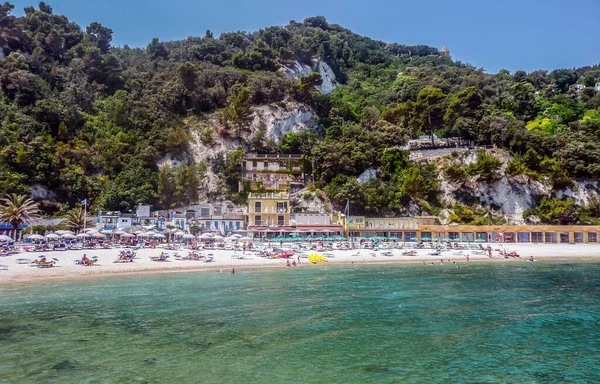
[230,268,235,274]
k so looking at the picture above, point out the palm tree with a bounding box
[62,206,90,232]
[0,194,41,240]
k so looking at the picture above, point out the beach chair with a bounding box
[16,258,31,264]
[0,264,8,270]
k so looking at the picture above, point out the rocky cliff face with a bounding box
[281,58,339,95]
[156,100,321,197]
[250,101,319,144]
[435,150,599,224]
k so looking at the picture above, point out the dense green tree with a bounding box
[222,86,253,139]
[414,87,446,145]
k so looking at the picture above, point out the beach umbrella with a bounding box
[173,231,185,236]
[213,235,224,240]
[153,233,165,239]
[443,237,452,241]
[476,238,486,243]
[113,230,125,235]
[120,233,135,238]
[240,236,252,241]
[141,232,155,237]
[0,235,13,241]
[422,237,432,241]
[46,233,60,239]
[76,233,91,239]
[26,234,45,240]
[61,233,77,239]
[453,237,462,242]
[92,233,107,239]
[182,234,195,239]
[433,237,441,241]
[134,230,145,235]
[199,234,213,240]
[411,236,419,241]
[101,228,114,234]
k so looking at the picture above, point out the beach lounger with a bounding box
[0,264,8,270]
[16,258,31,264]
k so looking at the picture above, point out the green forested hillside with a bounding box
[1,3,600,223]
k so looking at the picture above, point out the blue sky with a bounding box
[9,0,600,73]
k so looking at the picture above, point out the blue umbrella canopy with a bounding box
[411,237,419,241]
[422,237,432,241]
[453,237,462,242]
[476,238,486,242]
[443,237,452,241]
[433,237,441,241]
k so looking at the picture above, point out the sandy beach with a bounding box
[1,243,599,284]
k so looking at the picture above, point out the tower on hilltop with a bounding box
[441,46,451,59]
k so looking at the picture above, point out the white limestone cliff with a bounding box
[281,58,338,95]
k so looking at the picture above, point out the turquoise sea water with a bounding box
[1,262,600,383]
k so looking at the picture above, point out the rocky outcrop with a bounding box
[437,150,550,223]
[281,58,338,94]
[556,181,600,205]
[29,184,55,200]
[250,101,319,145]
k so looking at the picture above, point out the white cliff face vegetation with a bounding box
[281,59,339,95]
[250,101,319,145]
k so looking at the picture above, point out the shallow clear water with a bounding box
[1,261,600,383]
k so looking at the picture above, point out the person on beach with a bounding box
[292,261,297,267]
[243,243,246,254]
[81,254,90,266]
[529,256,534,262]
[230,268,235,274]
[286,259,291,267]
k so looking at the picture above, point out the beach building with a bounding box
[96,204,164,230]
[196,214,246,235]
[240,153,306,193]
[246,192,293,238]
[96,211,133,230]
[345,215,437,240]
[176,201,246,235]
[292,213,345,238]
[417,224,600,244]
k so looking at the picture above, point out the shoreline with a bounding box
[1,244,599,285]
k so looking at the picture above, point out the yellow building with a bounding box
[328,213,437,239]
[246,192,291,228]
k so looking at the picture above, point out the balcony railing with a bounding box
[249,207,290,214]
[251,219,290,226]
